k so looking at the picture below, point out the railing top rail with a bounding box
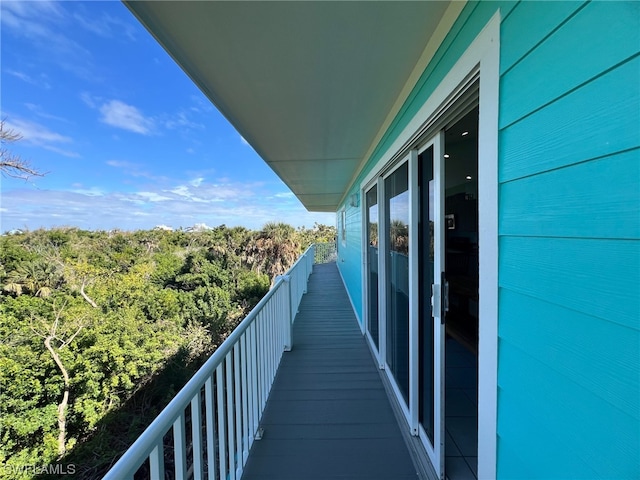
[288,243,315,272]
[104,244,315,478]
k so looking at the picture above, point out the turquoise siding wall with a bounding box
[497,1,639,478]
[337,1,639,477]
[337,201,363,323]
[336,1,520,327]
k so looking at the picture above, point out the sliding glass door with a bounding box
[362,135,446,479]
[384,162,410,406]
[362,82,481,480]
[417,134,445,478]
[365,186,379,349]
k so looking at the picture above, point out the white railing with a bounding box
[104,245,316,480]
[313,242,337,264]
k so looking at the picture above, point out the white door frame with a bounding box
[362,182,381,360]
[381,155,412,425]
[359,11,500,479]
[411,132,446,478]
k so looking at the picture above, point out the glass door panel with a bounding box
[417,133,445,480]
[385,162,410,405]
[419,145,435,443]
[366,185,379,349]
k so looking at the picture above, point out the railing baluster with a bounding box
[234,342,243,477]
[205,376,216,480]
[226,352,236,480]
[149,442,164,480]
[191,392,203,480]
[267,301,274,385]
[240,333,249,464]
[261,311,267,412]
[216,364,227,480]
[103,245,318,480]
[249,322,258,441]
[273,297,278,375]
[173,413,187,480]
[256,311,263,415]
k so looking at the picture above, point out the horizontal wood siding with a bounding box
[497,1,640,478]
[336,1,639,477]
[336,200,363,323]
[336,1,518,332]
[361,1,516,177]
[500,149,640,240]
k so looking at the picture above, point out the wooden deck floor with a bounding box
[241,262,419,480]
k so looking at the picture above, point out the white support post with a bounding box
[276,275,293,351]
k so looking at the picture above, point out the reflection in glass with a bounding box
[366,186,379,348]
[385,163,410,405]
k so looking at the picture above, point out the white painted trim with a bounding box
[384,360,411,425]
[340,208,347,247]
[343,1,467,208]
[361,189,368,336]
[433,130,446,479]
[410,133,443,476]
[408,148,420,437]
[377,176,387,371]
[357,9,501,479]
[365,330,379,360]
[476,11,500,480]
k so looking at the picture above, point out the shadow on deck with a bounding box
[241,262,419,480]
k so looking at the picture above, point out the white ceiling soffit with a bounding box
[125,1,455,212]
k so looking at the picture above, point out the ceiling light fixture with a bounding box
[444,154,450,158]
[466,175,472,180]
[462,131,469,136]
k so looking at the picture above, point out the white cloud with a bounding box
[170,185,191,197]
[6,70,51,89]
[80,92,99,109]
[72,7,137,41]
[189,95,214,114]
[105,160,134,169]
[105,159,164,182]
[70,187,105,197]
[164,111,203,131]
[9,119,70,144]
[1,1,94,79]
[24,103,69,122]
[136,192,172,202]
[0,177,335,232]
[190,177,205,187]
[0,1,64,36]
[5,118,80,158]
[274,192,295,199]
[99,100,154,135]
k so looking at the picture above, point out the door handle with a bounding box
[441,272,449,324]
[431,283,439,318]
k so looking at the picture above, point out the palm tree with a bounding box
[246,223,301,282]
[3,259,62,297]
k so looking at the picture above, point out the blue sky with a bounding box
[0,0,335,232]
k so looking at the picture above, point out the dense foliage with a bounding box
[0,223,335,479]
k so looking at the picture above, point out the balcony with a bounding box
[105,244,420,480]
